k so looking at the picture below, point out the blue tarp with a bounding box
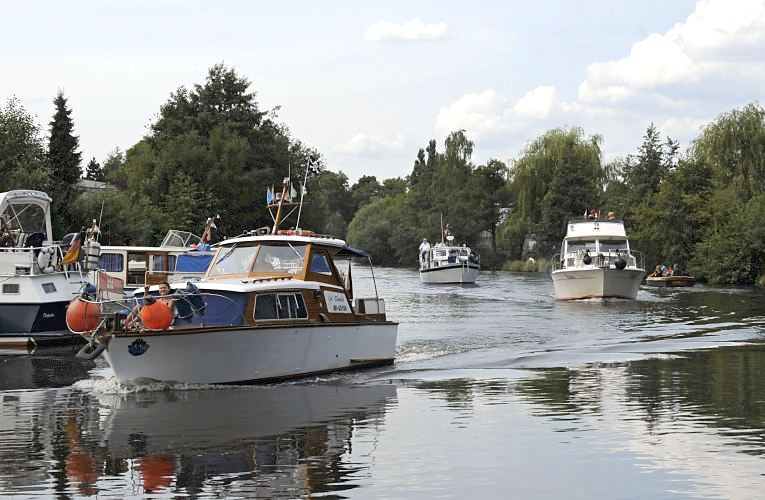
[176,253,214,273]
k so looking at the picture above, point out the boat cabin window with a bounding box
[252,244,306,274]
[208,245,258,276]
[127,253,148,285]
[254,292,308,320]
[434,250,447,258]
[310,252,333,275]
[151,254,177,272]
[597,239,628,253]
[2,284,19,294]
[98,253,124,273]
[460,249,469,257]
[566,240,596,254]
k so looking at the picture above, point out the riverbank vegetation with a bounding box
[2,65,764,284]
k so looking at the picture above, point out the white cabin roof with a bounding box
[220,233,347,249]
[565,219,627,239]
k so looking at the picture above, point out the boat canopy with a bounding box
[337,245,369,258]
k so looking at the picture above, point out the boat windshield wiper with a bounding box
[287,243,304,262]
[215,243,238,265]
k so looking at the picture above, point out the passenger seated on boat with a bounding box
[123,281,176,329]
[672,263,682,276]
[0,215,15,247]
[666,265,674,277]
[649,265,663,277]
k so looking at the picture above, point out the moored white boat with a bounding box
[0,190,90,346]
[551,213,645,300]
[70,176,398,384]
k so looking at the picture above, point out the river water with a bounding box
[1,268,765,499]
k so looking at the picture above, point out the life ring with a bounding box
[37,246,59,273]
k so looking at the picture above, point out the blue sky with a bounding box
[2,0,762,182]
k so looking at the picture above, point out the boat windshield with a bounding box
[252,243,306,274]
[208,245,257,276]
[598,239,628,253]
[2,201,47,234]
[566,240,596,254]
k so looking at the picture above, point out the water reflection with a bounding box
[0,345,93,390]
[0,384,395,497]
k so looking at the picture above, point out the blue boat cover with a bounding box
[176,253,214,273]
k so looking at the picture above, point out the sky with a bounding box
[1,0,764,183]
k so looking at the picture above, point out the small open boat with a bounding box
[643,275,696,287]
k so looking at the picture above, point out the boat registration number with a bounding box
[324,291,351,314]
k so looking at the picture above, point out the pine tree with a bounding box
[48,91,82,235]
[85,157,104,181]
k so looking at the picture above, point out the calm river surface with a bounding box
[2,268,765,499]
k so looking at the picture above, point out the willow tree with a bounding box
[501,127,603,258]
[692,102,765,204]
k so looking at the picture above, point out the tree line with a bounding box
[2,64,764,284]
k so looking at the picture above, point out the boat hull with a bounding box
[643,276,696,287]
[420,263,479,284]
[102,322,398,384]
[552,268,645,300]
[0,274,88,345]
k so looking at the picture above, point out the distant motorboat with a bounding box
[551,212,645,300]
[0,190,90,347]
[419,226,479,284]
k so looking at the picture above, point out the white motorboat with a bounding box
[419,231,480,284]
[551,213,645,300]
[70,178,398,385]
[0,190,89,346]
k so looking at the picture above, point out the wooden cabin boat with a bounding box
[69,178,398,385]
[0,190,89,346]
[551,212,645,300]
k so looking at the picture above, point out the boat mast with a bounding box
[271,179,290,235]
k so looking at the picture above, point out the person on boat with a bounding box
[649,265,663,277]
[124,281,176,329]
[672,263,682,276]
[665,265,674,277]
[419,238,430,262]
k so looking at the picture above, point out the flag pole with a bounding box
[295,160,311,230]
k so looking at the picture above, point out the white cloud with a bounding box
[364,18,449,43]
[435,90,509,138]
[337,133,407,155]
[511,86,557,119]
[580,0,765,103]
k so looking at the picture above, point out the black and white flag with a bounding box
[307,157,321,176]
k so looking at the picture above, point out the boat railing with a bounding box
[552,249,645,271]
[75,290,249,339]
[0,243,84,279]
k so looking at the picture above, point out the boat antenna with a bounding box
[440,213,444,245]
[96,200,104,242]
[295,158,312,229]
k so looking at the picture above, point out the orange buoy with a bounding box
[141,301,173,330]
[141,455,175,493]
[66,298,101,333]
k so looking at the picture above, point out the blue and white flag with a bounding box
[266,187,273,204]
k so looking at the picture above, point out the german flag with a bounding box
[61,229,83,265]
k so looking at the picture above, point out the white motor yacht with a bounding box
[0,190,89,346]
[551,213,645,300]
[419,231,480,284]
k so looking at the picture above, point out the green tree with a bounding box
[48,91,82,235]
[85,157,104,181]
[110,64,317,243]
[0,98,51,192]
[692,102,765,203]
[500,127,603,258]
